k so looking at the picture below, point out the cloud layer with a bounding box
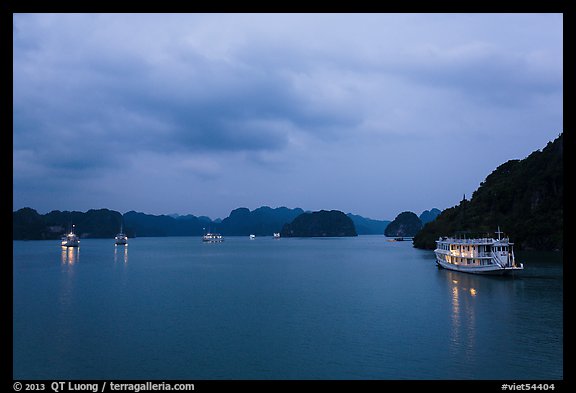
[13,13,563,219]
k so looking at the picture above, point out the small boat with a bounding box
[115,231,128,246]
[386,236,413,242]
[114,222,128,245]
[202,232,224,242]
[249,234,256,240]
[273,232,281,239]
[434,227,524,275]
[61,225,80,247]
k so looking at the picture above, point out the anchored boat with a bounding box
[61,225,80,247]
[202,232,224,242]
[115,231,128,246]
[434,228,523,275]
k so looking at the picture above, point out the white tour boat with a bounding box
[273,232,281,239]
[61,225,80,247]
[249,234,256,240]
[434,228,523,275]
[202,232,224,242]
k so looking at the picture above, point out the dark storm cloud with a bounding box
[13,13,364,179]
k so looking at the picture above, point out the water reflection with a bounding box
[114,244,129,264]
[61,246,80,265]
[443,271,479,364]
[59,246,77,333]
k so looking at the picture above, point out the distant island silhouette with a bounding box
[14,206,405,240]
[280,210,357,237]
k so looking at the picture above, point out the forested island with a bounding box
[413,133,563,251]
[385,211,423,237]
[280,210,357,237]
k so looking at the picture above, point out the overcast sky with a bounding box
[13,13,563,220]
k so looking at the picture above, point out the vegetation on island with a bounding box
[280,210,358,237]
[384,211,423,237]
[219,206,304,236]
[13,208,125,240]
[419,208,441,225]
[413,133,563,251]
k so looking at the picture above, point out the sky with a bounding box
[12,13,563,221]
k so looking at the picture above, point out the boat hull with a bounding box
[115,234,128,245]
[435,255,522,275]
[61,241,79,247]
[202,233,224,242]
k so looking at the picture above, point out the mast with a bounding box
[495,226,503,241]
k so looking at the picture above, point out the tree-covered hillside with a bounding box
[281,210,357,237]
[413,133,563,250]
[384,211,422,237]
[13,208,124,240]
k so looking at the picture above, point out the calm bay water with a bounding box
[13,236,563,380]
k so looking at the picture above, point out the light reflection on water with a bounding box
[446,271,478,366]
[433,256,562,380]
[114,244,128,264]
[60,246,79,265]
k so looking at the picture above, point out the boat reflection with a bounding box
[114,245,129,264]
[444,271,478,362]
[61,246,80,265]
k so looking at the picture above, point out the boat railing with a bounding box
[448,251,494,258]
[440,237,496,244]
[476,252,494,258]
